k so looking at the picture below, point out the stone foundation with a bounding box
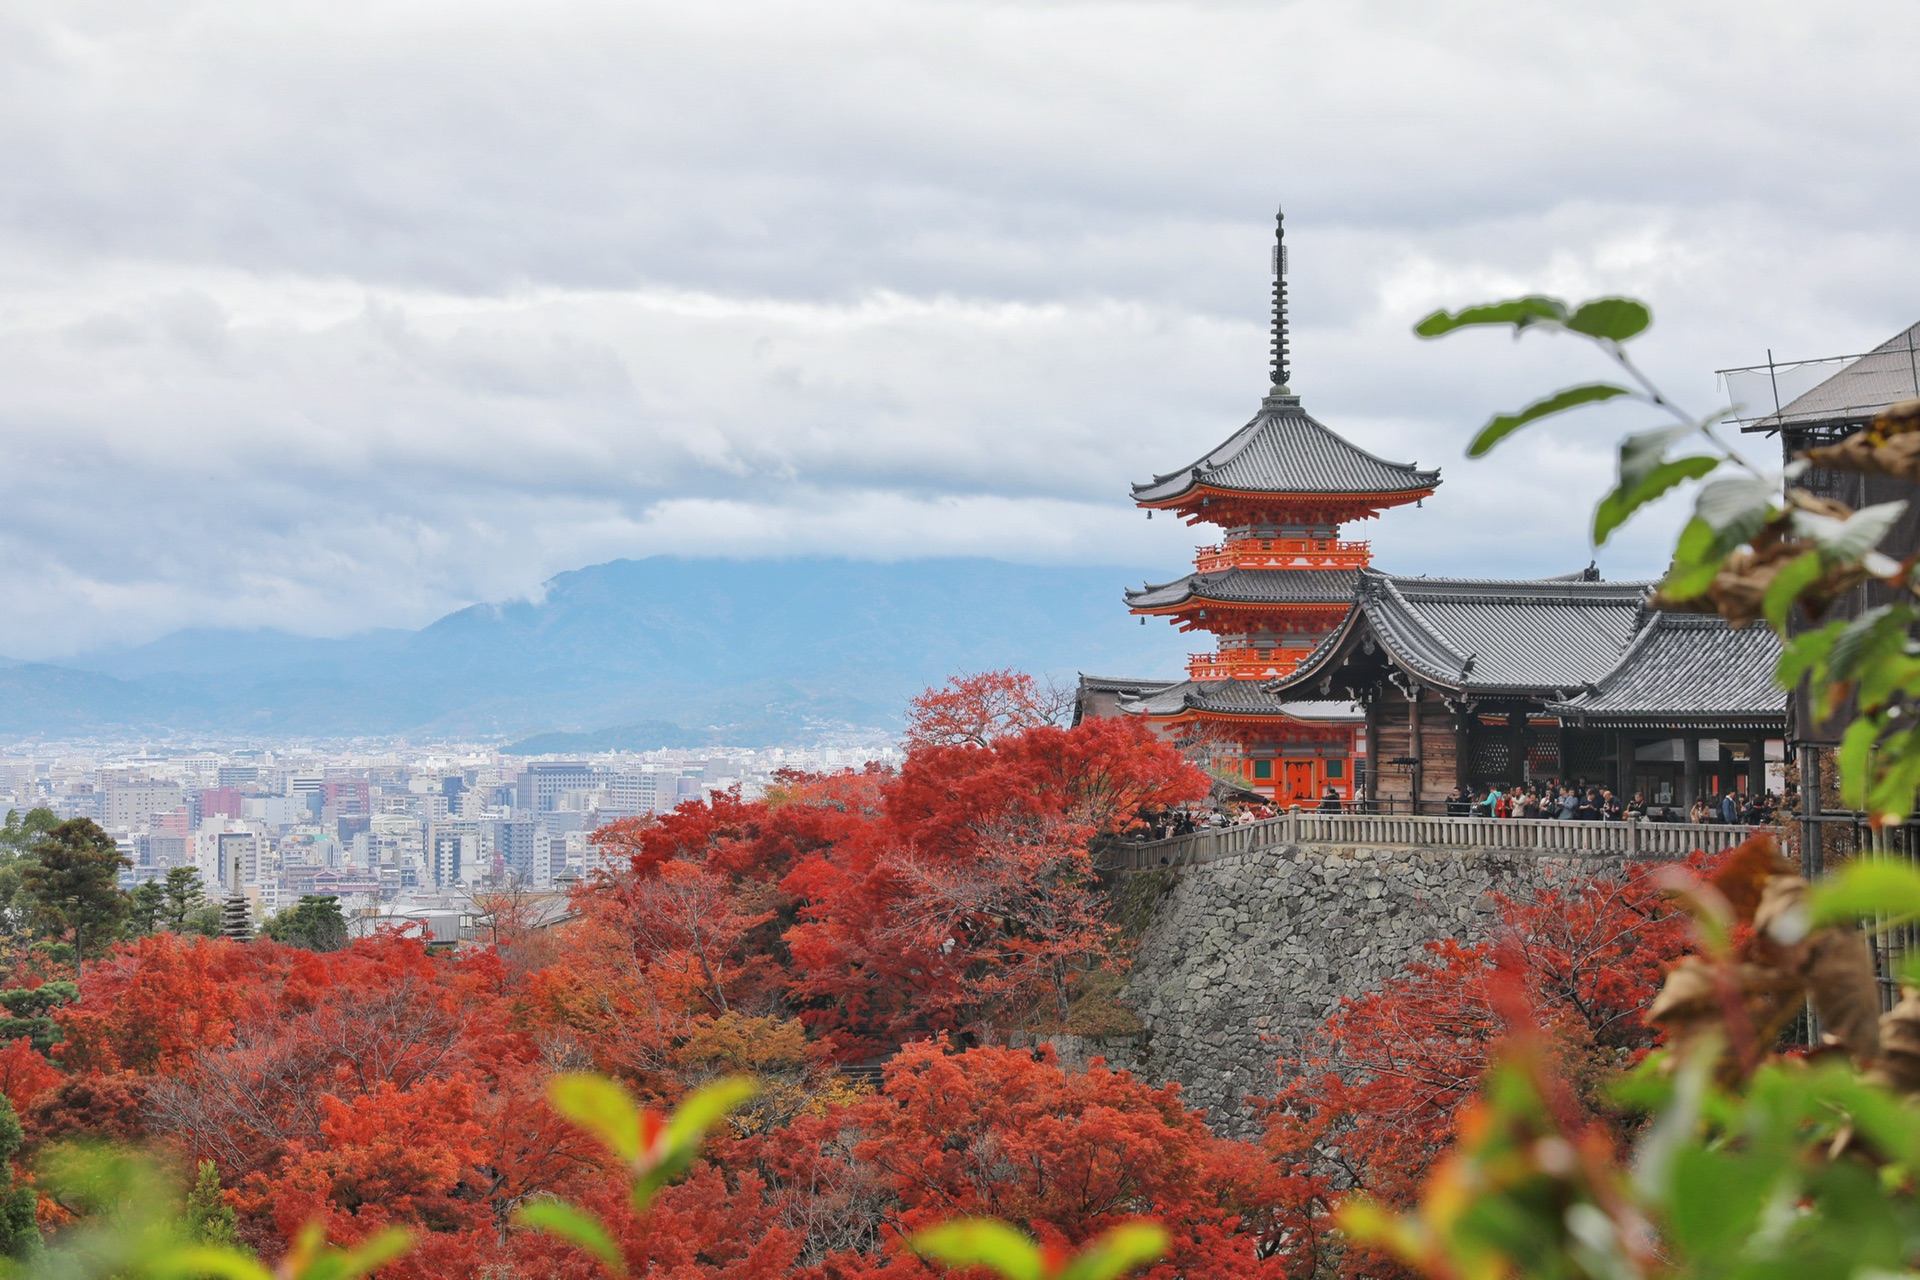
[1124,841,1635,1137]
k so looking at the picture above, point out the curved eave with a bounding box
[1132,483,1436,513]
[1550,712,1788,730]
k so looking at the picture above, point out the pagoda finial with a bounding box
[1269,206,1291,394]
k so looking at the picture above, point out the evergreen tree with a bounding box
[161,867,206,930]
[182,1160,239,1248]
[127,881,166,936]
[0,1097,38,1261]
[0,808,58,940]
[18,820,128,961]
[0,982,77,1052]
[261,895,347,951]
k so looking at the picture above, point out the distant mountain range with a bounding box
[0,557,1190,745]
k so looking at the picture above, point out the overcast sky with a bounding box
[0,0,1914,658]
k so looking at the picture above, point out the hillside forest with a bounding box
[0,671,1723,1279]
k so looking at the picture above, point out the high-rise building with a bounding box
[491,819,538,884]
[516,762,595,814]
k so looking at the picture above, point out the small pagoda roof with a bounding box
[1549,613,1785,729]
[1132,395,1440,506]
[1118,679,1363,721]
[1126,566,1361,611]
[1274,568,1653,698]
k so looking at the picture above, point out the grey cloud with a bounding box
[0,0,1914,658]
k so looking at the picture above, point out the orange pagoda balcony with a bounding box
[1193,537,1371,573]
[1186,647,1317,681]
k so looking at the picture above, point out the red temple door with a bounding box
[1281,759,1318,805]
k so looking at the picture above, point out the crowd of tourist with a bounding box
[1135,780,1788,840]
[1440,781,1783,825]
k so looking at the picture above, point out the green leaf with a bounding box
[1414,295,1569,338]
[908,1219,1045,1280]
[1566,297,1652,342]
[1662,1147,1780,1259]
[1693,474,1777,538]
[665,1075,759,1150]
[1059,1223,1171,1280]
[1827,605,1905,685]
[1467,383,1632,457]
[548,1073,642,1162]
[1776,619,1846,687]
[1632,1036,1715,1201]
[1810,857,1920,929]
[1838,716,1879,812]
[1595,455,1718,546]
[516,1200,628,1278]
[1791,499,1908,565]
[144,1246,276,1280]
[1762,551,1824,633]
[1661,517,1726,600]
[296,1228,414,1280]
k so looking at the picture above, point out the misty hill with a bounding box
[0,557,1189,743]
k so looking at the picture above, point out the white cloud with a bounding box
[0,0,1914,656]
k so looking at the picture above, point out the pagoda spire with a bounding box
[1269,207,1290,394]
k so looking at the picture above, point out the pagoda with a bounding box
[1118,209,1439,804]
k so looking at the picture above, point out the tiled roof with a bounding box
[1118,680,1363,720]
[1272,568,1654,697]
[1550,614,1785,727]
[1076,674,1181,696]
[1746,321,1920,430]
[1132,395,1440,503]
[1126,567,1360,610]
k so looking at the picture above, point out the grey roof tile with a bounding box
[1126,567,1360,610]
[1272,568,1654,696]
[1551,613,1785,726]
[1747,321,1920,429]
[1117,679,1363,719]
[1132,395,1440,503]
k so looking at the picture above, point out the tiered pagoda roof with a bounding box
[1131,396,1440,510]
[1125,566,1361,612]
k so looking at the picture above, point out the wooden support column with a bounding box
[1681,735,1700,810]
[1799,743,1822,878]
[1511,712,1529,785]
[1364,705,1379,810]
[1747,735,1766,797]
[1407,688,1422,814]
[1614,731,1633,799]
[1454,708,1472,792]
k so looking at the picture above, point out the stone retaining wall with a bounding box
[1124,841,1640,1137]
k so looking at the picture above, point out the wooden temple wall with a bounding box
[1368,690,1464,810]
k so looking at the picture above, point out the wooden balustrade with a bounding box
[1100,809,1765,871]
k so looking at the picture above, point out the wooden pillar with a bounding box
[1408,688,1422,815]
[1614,731,1633,799]
[1364,706,1379,811]
[1454,708,1472,792]
[1799,743,1822,878]
[1681,735,1700,810]
[1511,712,1529,785]
[1747,735,1766,797]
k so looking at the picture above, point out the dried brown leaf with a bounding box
[1868,992,1920,1095]
[1803,412,1920,484]
[1716,838,1793,925]
[1806,929,1881,1062]
[1645,958,1719,1035]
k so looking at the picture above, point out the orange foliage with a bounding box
[0,1039,59,1114]
[12,674,1725,1280]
